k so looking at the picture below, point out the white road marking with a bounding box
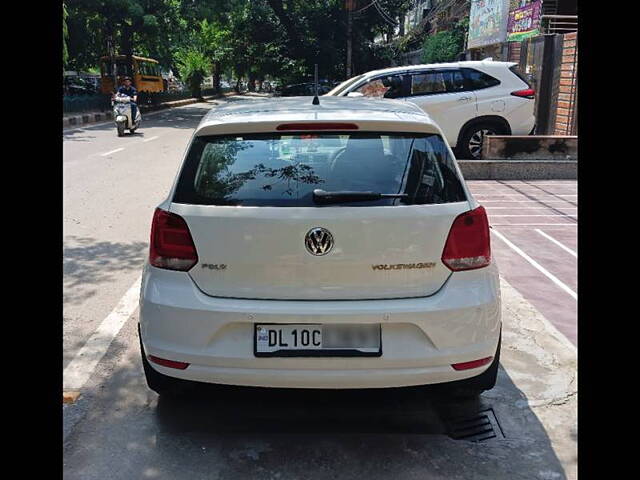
[492,229,577,300]
[63,276,142,391]
[490,214,577,217]
[535,229,577,257]
[143,136,159,143]
[488,207,577,210]
[469,183,576,186]
[491,223,577,226]
[500,277,577,354]
[475,194,577,198]
[481,200,576,204]
[100,147,124,157]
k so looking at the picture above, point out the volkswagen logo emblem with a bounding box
[305,227,334,256]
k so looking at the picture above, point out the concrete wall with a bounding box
[458,160,577,180]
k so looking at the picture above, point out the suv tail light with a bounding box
[149,208,198,271]
[510,88,535,99]
[441,206,491,271]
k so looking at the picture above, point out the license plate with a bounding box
[254,324,381,357]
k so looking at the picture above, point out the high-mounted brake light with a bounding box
[148,355,190,370]
[149,208,198,271]
[276,123,359,131]
[451,357,493,371]
[510,88,535,99]
[441,206,491,271]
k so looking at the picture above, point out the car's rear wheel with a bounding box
[459,123,502,160]
[139,328,194,397]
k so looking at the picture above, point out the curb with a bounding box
[62,92,233,129]
[63,111,113,128]
[458,159,577,180]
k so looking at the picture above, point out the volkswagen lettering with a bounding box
[139,96,501,397]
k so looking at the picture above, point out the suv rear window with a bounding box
[461,68,501,90]
[173,132,466,207]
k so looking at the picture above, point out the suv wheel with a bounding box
[459,123,500,160]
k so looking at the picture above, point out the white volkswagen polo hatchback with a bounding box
[139,96,501,397]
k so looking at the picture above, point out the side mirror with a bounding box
[346,91,364,97]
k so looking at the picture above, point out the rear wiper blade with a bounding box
[312,189,407,204]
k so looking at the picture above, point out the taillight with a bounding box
[510,88,535,99]
[441,206,491,271]
[149,208,198,271]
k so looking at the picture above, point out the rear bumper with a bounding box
[510,114,536,136]
[139,263,501,389]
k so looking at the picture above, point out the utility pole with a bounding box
[346,0,355,78]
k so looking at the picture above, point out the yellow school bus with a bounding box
[100,55,165,94]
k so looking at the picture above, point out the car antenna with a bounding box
[312,63,320,105]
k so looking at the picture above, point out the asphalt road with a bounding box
[63,96,577,479]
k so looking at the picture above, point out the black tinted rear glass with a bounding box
[173,132,466,207]
[462,68,500,90]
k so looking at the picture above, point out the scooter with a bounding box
[112,93,141,137]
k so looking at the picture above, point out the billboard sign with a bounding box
[507,0,542,41]
[468,0,510,49]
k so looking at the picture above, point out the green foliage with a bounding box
[175,47,211,97]
[421,19,468,64]
[63,2,69,68]
[63,0,418,86]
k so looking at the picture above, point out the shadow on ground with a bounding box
[63,236,147,305]
[64,334,569,480]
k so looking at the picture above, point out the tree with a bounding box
[175,47,211,97]
[421,18,468,64]
[197,19,232,93]
[63,2,69,69]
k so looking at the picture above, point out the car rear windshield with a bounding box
[173,132,467,207]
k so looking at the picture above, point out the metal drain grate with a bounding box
[446,408,505,442]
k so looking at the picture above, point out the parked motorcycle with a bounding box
[112,93,141,137]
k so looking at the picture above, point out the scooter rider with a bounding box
[116,77,138,122]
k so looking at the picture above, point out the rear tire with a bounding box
[116,122,125,137]
[458,122,503,159]
[139,328,194,397]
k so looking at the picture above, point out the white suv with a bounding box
[139,96,502,397]
[326,60,535,159]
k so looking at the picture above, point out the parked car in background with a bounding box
[326,60,536,159]
[139,96,501,398]
[275,82,333,97]
[63,76,98,96]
